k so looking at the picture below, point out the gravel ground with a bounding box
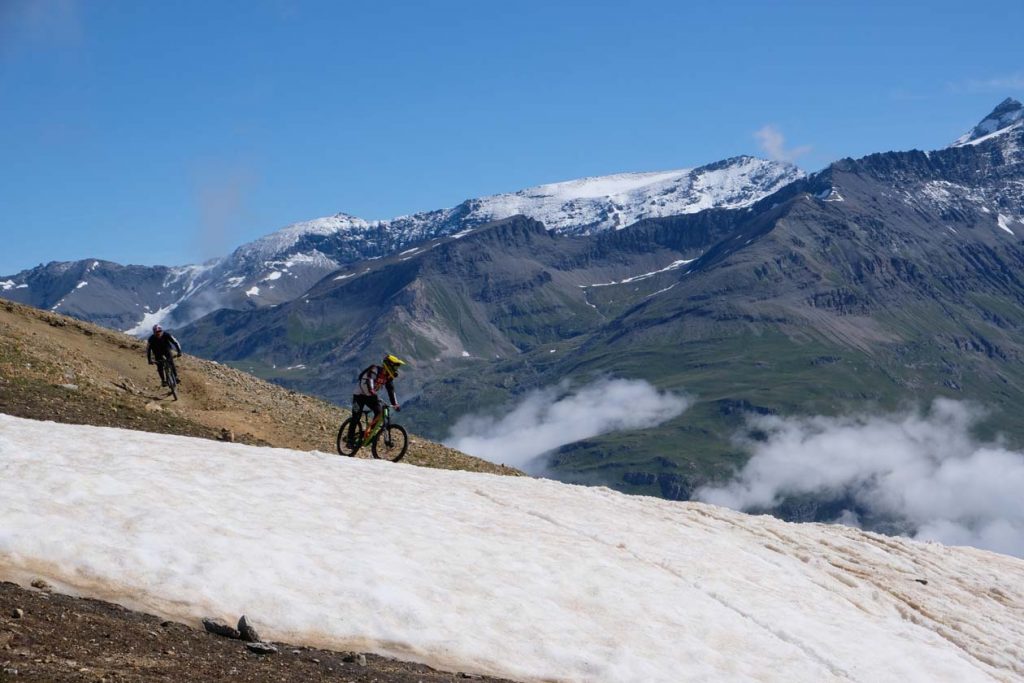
[0,581,518,683]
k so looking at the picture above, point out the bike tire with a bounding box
[336,417,361,456]
[167,361,179,401]
[372,424,408,462]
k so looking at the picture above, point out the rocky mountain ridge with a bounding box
[0,156,800,333]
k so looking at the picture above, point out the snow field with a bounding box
[1,414,1023,682]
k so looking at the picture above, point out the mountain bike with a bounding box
[156,355,181,401]
[336,404,409,462]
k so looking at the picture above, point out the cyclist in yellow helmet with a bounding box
[346,353,407,447]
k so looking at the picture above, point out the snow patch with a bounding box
[997,214,1016,235]
[4,413,1021,682]
[124,304,179,335]
[816,188,845,202]
[75,281,88,289]
[245,286,260,297]
[583,258,696,288]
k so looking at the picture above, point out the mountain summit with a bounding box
[952,97,1024,146]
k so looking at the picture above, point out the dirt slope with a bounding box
[0,297,520,475]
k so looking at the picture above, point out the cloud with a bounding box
[949,73,1024,93]
[192,164,259,261]
[696,399,1024,558]
[0,0,84,57]
[444,379,690,472]
[754,125,812,163]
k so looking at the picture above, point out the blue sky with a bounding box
[1,0,1022,274]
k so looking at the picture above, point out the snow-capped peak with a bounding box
[218,156,802,270]
[233,212,376,264]
[951,97,1024,147]
[454,156,804,235]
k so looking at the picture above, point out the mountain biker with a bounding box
[346,354,406,446]
[146,324,182,387]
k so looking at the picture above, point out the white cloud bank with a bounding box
[445,379,689,471]
[697,399,1024,558]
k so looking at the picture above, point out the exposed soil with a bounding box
[0,581,516,682]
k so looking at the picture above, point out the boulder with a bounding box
[202,618,240,639]
[237,615,260,642]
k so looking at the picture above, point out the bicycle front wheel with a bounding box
[167,364,179,401]
[372,424,408,462]
[336,417,361,456]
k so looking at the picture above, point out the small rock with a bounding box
[219,428,235,443]
[3,667,18,676]
[202,618,241,639]
[357,654,367,667]
[290,649,301,655]
[914,578,929,585]
[30,579,51,591]
[311,658,321,664]
[246,642,277,655]
[160,620,174,628]
[10,608,24,619]
[236,615,260,643]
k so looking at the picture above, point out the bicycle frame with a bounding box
[356,405,391,446]
[155,356,177,380]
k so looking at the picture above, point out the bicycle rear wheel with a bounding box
[336,417,361,456]
[372,424,408,462]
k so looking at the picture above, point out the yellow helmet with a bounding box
[383,353,406,376]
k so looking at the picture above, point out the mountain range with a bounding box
[1,155,800,332]
[4,98,1024,525]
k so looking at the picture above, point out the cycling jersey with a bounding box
[355,364,398,405]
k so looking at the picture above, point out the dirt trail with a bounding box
[0,297,520,475]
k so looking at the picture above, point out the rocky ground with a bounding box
[0,297,523,682]
[0,581,516,682]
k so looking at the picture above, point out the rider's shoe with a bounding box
[161,380,167,387]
